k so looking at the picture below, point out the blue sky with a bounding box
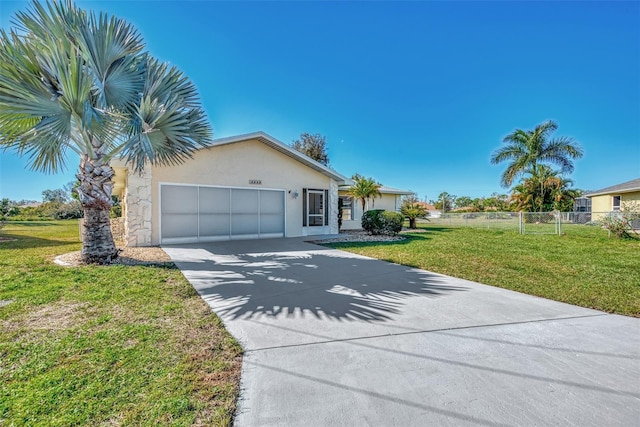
[1,0,639,202]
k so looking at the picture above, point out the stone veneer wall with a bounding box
[329,180,339,234]
[124,167,152,247]
[110,217,125,242]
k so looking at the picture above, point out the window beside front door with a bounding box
[612,195,621,211]
[339,196,353,221]
[303,188,329,227]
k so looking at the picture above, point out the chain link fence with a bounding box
[424,211,632,235]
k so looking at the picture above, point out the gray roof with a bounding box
[339,180,413,195]
[584,178,640,197]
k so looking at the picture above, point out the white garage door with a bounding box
[160,184,285,244]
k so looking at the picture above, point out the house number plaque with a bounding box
[249,179,262,185]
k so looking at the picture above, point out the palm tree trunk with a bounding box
[77,155,118,264]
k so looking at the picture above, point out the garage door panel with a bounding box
[161,185,198,213]
[260,214,283,234]
[231,213,259,236]
[161,185,198,240]
[230,189,259,237]
[200,187,230,213]
[162,214,198,239]
[260,190,284,234]
[160,185,284,243]
[260,190,284,214]
[200,213,230,238]
[231,189,259,212]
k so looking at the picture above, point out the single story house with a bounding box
[584,178,640,220]
[338,180,412,230]
[112,132,411,246]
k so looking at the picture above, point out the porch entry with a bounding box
[302,188,329,235]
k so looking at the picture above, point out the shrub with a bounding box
[110,204,122,218]
[362,209,403,235]
[381,211,403,234]
[362,209,384,234]
[601,203,640,239]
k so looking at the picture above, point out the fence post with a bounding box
[519,212,523,234]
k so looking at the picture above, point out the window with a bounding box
[340,197,353,221]
[612,195,621,211]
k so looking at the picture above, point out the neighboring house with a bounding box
[112,132,411,246]
[584,178,640,220]
[338,181,413,231]
[414,201,440,218]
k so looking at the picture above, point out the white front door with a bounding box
[304,189,329,236]
[307,190,325,227]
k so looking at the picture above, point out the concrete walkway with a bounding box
[163,237,640,426]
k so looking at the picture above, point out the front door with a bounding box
[307,190,325,227]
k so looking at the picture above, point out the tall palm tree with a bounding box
[346,174,382,212]
[0,0,212,263]
[491,120,583,188]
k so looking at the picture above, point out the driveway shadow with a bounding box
[165,241,466,323]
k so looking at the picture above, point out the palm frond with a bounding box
[113,58,212,172]
[77,10,145,111]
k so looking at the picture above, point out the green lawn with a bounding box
[327,224,640,317]
[0,221,241,426]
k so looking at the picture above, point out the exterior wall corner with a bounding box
[123,165,153,247]
[329,180,339,234]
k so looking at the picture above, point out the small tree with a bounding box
[42,188,69,204]
[0,198,18,231]
[291,133,329,165]
[454,196,473,210]
[0,199,19,218]
[401,194,428,229]
[601,202,640,239]
[432,192,455,213]
[346,174,382,212]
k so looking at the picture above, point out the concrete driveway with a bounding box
[163,237,640,426]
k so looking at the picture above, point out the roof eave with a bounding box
[585,187,640,198]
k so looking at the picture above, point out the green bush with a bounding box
[110,204,122,218]
[382,211,403,234]
[362,209,403,235]
[362,209,384,234]
[601,204,640,239]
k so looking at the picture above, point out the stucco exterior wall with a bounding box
[623,191,640,204]
[149,139,336,245]
[590,191,640,220]
[339,193,401,230]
